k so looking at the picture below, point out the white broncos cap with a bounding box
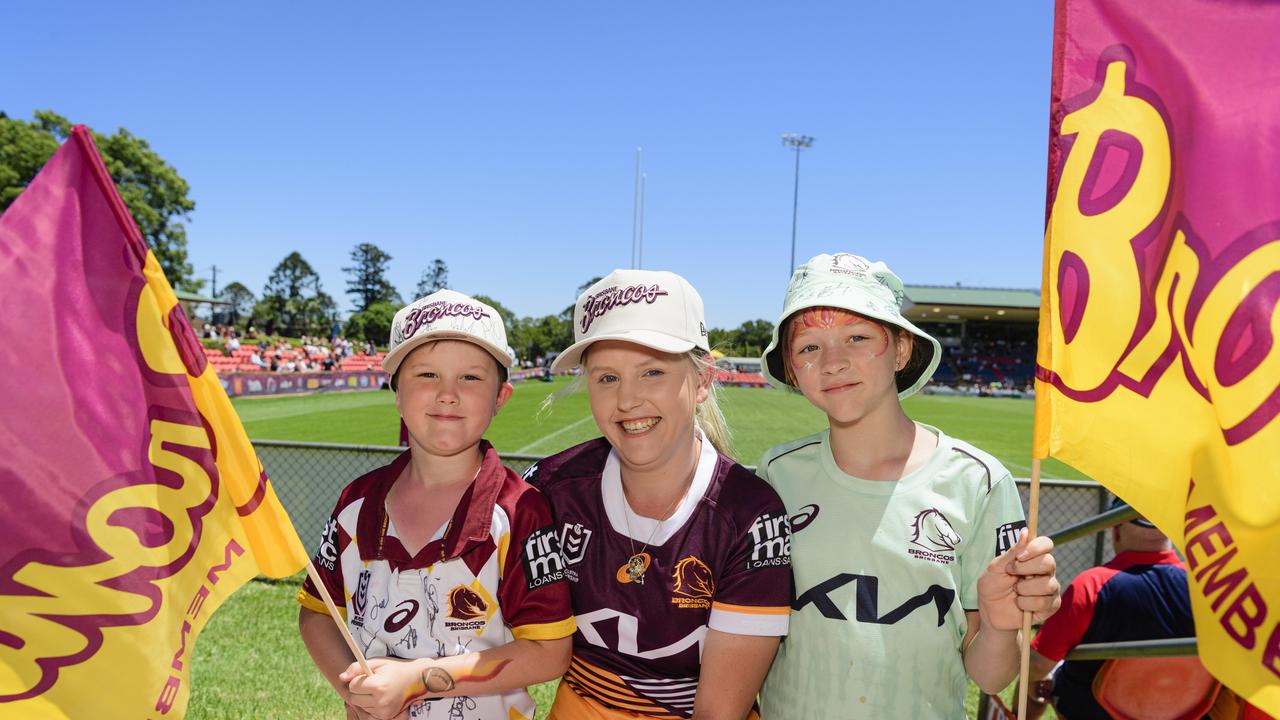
[550,269,710,373]
[381,289,511,383]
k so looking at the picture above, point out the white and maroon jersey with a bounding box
[298,442,576,720]
[524,433,791,719]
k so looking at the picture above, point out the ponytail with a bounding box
[688,351,734,458]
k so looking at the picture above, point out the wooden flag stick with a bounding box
[305,558,373,676]
[1016,457,1043,719]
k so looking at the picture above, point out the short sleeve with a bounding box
[297,504,348,618]
[1031,573,1104,661]
[496,488,576,642]
[708,491,792,637]
[959,472,1026,610]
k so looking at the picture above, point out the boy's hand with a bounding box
[976,529,1060,631]
[341,658,425,720]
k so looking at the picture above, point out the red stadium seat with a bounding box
[1092,656,1221,720]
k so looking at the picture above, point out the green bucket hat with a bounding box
[760,252,941,399]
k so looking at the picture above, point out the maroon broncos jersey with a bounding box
[524,435,791,719]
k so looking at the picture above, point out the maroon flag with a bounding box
[0,127,305,717]
[1034,1,1280,715]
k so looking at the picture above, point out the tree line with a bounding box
[1,110,774,360]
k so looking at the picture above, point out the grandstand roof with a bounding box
[904,285,1040,308]
[902,285,1041,323]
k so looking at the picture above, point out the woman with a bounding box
[525,270,791,720]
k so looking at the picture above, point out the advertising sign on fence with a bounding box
[220,370,389,398]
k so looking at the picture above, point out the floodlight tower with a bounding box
[782,134,815,275]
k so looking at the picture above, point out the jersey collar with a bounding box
[357,440,507,567]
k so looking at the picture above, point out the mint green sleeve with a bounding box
[959,472,1026,609]
[754,451,771,483]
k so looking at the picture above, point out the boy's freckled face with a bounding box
[786,308,906,423]
[395,340,512,458]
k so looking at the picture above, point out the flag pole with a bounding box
[1016,457,1042,719]
[305,559,373,676]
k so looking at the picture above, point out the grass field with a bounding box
[192,381,1073,719]
[231,377,1085,479]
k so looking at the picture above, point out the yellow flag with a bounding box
[0,127,307,717]
[1035,1,1280,713]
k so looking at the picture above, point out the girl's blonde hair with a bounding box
[539,348,733,458]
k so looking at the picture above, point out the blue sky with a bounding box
[9,2,1054,329]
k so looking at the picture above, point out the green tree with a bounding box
[256,252,336,337]
[216,281,256,327]
[414,259,449,298]
[734,319,775,357]
[343,243,401,311]
[0,111,198,289]
[345,301,398,345]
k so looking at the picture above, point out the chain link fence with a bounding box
[257,440,1115,585]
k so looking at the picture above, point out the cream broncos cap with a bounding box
[761,252,941,399]
[550,269,710,373]
[382,289,512,384]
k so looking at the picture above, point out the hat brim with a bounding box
[760,282,941,400]
[382,331,513,380]
[550,328,698,374]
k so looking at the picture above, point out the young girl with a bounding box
[524,270,792,720]
[298,290,575,720]
[756,253,1061,719]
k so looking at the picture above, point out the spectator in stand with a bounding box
[1022,498,1193,720]
[227,333,241,355]
[250,350,266,369]
[246,325,258,339]
[269,356,279,372]
[322,355,336,371]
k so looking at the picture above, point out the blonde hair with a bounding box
[538,348,734,458]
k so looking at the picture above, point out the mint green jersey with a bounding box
[758,424,1025,720]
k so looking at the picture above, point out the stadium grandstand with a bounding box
[903,284,1040,393]
[195,283,1042,396]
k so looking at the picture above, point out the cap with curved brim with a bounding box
[382,331,513,378]
[550,328,697,374]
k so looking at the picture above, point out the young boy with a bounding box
[755,253,1061,719]
[298,289,575,720]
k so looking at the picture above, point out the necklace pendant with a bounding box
[627,554,647,584]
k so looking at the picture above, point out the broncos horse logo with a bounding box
[672,556,714,599]
[909,508,962,553]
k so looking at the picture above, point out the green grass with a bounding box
[189,575,558,720]
[232,378,1086,479]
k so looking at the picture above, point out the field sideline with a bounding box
[232,377,1085,479]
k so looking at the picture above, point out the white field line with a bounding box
[515,415,595,455]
